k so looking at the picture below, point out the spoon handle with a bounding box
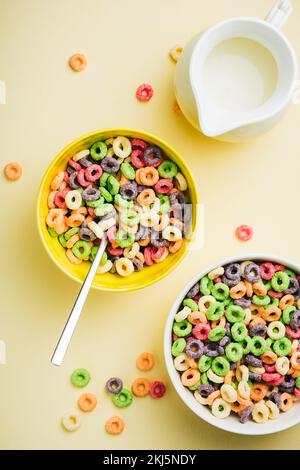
[51,236,108,366]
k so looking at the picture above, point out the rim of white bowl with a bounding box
[164,253,300,435]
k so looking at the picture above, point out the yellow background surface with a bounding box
[1,0,300,450]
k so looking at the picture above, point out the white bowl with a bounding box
[164,253,300,435]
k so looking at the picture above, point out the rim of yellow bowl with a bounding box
[36,128,199,291]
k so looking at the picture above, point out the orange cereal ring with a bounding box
[261,351,277,364]
[292,369,300,378]
[66,213,85,227]
[131,377,150,397]
[187,357,198,369]
[3,162,22,181]
[250,383,268,402]
[181,368,200,387]
[136,352,155,371]
[138,167,159,186]
[153,214,170,232]
[137,189,156,206]
[291,352,300,370]
[224,370,234,384]
[230,282,246,299]
[253,282,267,296]
[69,53,87,72]
[46,208,66,228]
[120,222,138,234]
[187,311,207,325]
[245,281,253,298]
[66,248,82,265]
[105,416,125,435]
[72,207,88,216]
[77,393,97,412]
[169,239,183,254]
[262,305,281,322]
[250,304,265,316]
[66,234,80,249]
[279,294,295,310]
[230,401,249,413]
[139,237,150,247]
[280,393,293,412]
[237,394,251,406]
[47,190,57,208]
[119,175,130,186]
[211,316,226,329]
[135,168,143,185]
[249,316,266,328]
[206,390,221,406]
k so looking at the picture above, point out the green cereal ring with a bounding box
[114,194,133,208]
[100,187,113,202]
[252,295,271,306]
[72,240,91,260]
[90,246,107,265]
[71,368,91,388]
[221,298,233,308]
[171,338,186,356]
[65,227,79,241]
[173,320,192,337]
[198,355,212,373]
[112,389,133,408]
[282,306,296,324]
[212,356,230,377]
[284,269,296,278]
[211,283,229,301]
[240,336,251,355]
[273,337,292,357]
[208,326,226,342]
[115,229,135,248]
[200,276,213,295]
[250,336,267,356]
[159,195,171,214]
[58,233,67,248]
[90,141,107,160]
[296,376,300,390]
[231,322,247,342]
[270,297,280,307]
[107,175,120,195]
[189,379,202,391]
[265,338,273,350]
[225,305,244,323]
[231,379,238,390]
[48,227,58,237]
[120,210,140,227]
[94,203,114,217]
[206,302,224,321]
[183,299,198,311]
[86,197,105,208]
[158,160,178,178]
[121,162,136,180]
[100,172,112,187]
[225,342,243,362]
[271,271,290,292]
[201,372,208,384]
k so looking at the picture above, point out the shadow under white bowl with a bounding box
[164,253,300,435]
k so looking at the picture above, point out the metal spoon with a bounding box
[51,236,108,366]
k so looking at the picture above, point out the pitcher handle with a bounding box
[265,0,293,29]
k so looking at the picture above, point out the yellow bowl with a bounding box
[37,128,199,291]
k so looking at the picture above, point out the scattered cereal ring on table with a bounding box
[61,411,81,432]
[136,83,154,102]
[77,393,97,412]
[3,162,22,181]
[46,136,192,277]
[131,377,150,397]
[69,53,87,72]
[136,352,155,371]
[235,224,253,242]
[112,389,133,408]
[149,381,166,398]
[171,259,300,424]
[105,416,125,435]
[71,368,91,388]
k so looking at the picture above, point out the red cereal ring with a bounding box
[149,381,166,398]
[131,138,148,150]
[64,171,69,182]
[131,149,145,169]
[269,375,285,386]
[294,388,300,399]
[144,247,154,266]
[286,326,300,339]
[261,373,282,383]
[172,333,178,342]
[107,245,124,256]
[235,224,253,241]
[274,264,285,272]
[77,169,90,187]
[68,159,81,171]
[151,246,166,260]
[264,364,276,373]
[107,226,117,244]
[85,164,103,182]
[154,179,173,194]
[136,83,154,102]
[214,277,222,284]
[268,290,283,299]
[87,207,95,218]
[54,191,68,209]
[260,263,275,280]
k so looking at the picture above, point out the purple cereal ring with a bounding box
[169,191,185,206]
[67,165,76,174]
[119,182,138,200]
[79,227,96,242]
[239,405,253,424]
[225,263,241,280]
[284,277,299,295]
[69,171,80,189]
[249,372,262,382]
[268,391,281,408]
[280,375,295,389]
[249,324,267,337]
[82,187,100,201]
[101,157,120,173]
[106,377,123,394]
[218,346,225,356]
[244,262,261,283]
[133,257,143,271]
[186,339,204,359]
[290,310,300,330]
[187,283,200,299]
[143,145,163,166]
[204,342,219,357]
[80,157,93,168]
[222,275,241,287]
[137,184,149,193]
[219,336,230,348]
[234,298,252,308]
[245,355,263,367]
[134,224,149,241]
[198,384,214,398]
[225,323,231,337]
